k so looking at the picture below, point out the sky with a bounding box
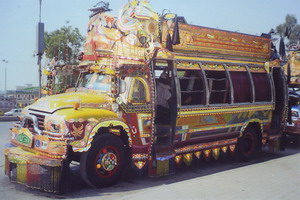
[0,0,299,91]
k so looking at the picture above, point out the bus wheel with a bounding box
[235,127,258,162]
[80,134,126,187]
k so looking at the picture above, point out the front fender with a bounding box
[71,120,131,152]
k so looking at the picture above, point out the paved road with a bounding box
[1,121,300,200]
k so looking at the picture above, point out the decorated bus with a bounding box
[4,0,288,193]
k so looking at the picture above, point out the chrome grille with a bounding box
[24,118,34,130]
[29,113,45,131]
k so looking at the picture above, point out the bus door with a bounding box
[153,59,178,155]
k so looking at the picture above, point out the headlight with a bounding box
[44,115,68,133]
[292,110,299,118]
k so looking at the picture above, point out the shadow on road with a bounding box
[9,136,300,199]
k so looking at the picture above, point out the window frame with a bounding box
[227,65,253,104]
[246,65,273,103]
[202,64,232,105]
[177,68,206,107]
[128,77,150,104]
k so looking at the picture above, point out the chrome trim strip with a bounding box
[42,130,67,137]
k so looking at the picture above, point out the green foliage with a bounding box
[276,14,300,45]
[45,25,85,65]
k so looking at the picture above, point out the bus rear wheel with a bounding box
[235,127,258,162]
[80,134,126,187]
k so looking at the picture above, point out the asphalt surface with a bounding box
[1,121,300,200]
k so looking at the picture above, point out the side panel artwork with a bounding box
[175,106,273,145]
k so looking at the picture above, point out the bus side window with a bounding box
[178,70,205,106]
[230,71,252,103]
[251,72,272,102]
[205,70,230,104]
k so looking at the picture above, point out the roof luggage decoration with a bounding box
[82,0,161,67]
[161,20,271,62]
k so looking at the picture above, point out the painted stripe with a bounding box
[175,55,265,65]
[179,105,273,117]
[175,119,270,136]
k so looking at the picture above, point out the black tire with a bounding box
[235,127,258,162]
[80,134,126,188]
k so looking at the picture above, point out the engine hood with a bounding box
[29,92,113,113]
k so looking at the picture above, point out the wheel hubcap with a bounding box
[95,147,119,177]
[100,152,117,171]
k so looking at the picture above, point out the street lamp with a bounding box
[2,59,8,97]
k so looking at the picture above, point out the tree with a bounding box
[276,14,300,45]
[45,24,85,65]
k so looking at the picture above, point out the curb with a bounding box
[0,116,19,122]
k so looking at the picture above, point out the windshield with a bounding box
[79,73,111,93]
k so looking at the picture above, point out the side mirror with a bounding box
[163,13,177,20]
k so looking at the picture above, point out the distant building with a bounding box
[9,84,39,108]
[0,95,16,112]
[0,85,39,112]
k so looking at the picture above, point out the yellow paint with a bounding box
[17,164,27,183]
[6,146,65,162]
[56,108,117,121]
[194,151,202,159]
[48,141,67,155]
[175,155,182,164]
[221,146,228,153]
[212,148,220,160]
[32,92,112,113]
[204,149,211,158]
[134,161,146,169]
[183,153,193,166]
[179,104,273,117]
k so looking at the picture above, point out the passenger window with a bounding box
[178,70,205,106]
[205,70,230,104]
[229,71,252,103]
[131,79,147,103]
[251,72,272,102]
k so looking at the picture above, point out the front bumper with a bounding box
[4,125,69,193]
[4,144,64,193]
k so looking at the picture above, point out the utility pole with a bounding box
[37,0,44,98]
[2,59,8,97]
